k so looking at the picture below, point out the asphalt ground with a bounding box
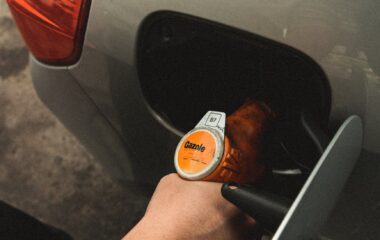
[0,3,147,240]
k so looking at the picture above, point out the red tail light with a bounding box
[7,0,91,65]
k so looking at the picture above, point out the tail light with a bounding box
[7,0,91,65]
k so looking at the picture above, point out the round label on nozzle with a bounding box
[175,129,223,180]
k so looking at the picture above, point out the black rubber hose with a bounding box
[221,182,292,233]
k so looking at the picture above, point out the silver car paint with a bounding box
[68,0,379,154]
[32,0,380,185]
[31,57,134,181]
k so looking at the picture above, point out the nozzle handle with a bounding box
[221,182,292,233]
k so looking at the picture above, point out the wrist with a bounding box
[123,215,192,240]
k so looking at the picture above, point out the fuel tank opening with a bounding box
[137,11,331,134]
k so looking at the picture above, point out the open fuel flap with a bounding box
[222,116,362,239]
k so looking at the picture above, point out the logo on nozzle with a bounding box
[175,101,272,183]
[184,141,206,152]
[174,111,226,180]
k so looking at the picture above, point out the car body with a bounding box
[10,0,380,239]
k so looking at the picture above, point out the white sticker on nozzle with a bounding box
[195,111,226,138]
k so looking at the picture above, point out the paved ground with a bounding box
[0,4,147,240]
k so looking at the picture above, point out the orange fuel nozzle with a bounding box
[174,100,273,184]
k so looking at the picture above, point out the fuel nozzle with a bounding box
[173,101,296,232]
[174,100,273,183]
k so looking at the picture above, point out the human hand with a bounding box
[123,173,259,240]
